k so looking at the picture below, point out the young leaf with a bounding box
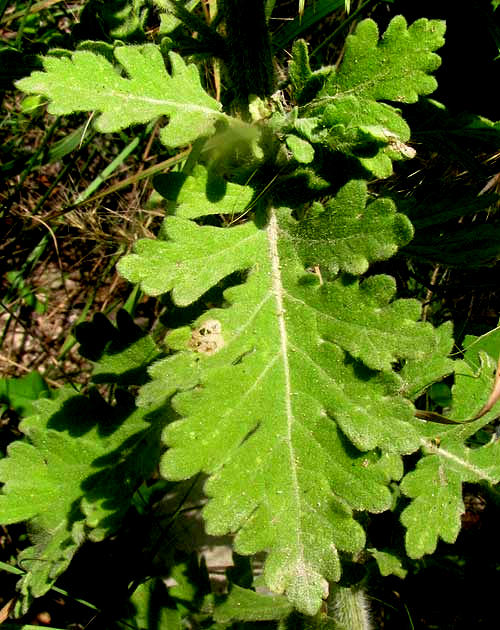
[288,39,331,104]
[213,584,293,622]
[320,97,415,177]
[291,17,445,176]
[120,180,436,614]
[289,39,313,97]
[16,45,223,148]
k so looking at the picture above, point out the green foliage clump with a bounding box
[3,2,500,627]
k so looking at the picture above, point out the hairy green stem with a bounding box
[328,585,371,630]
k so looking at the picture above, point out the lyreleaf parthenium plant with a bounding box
[3,0,500,626]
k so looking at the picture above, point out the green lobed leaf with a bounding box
[303,97,414,178]
[0,372,50,417]
[324,16,446,103]
[118,217,263,304]
[463,325,500,367]
[16,45,223,148]
[400,321,456,400]
[14,520,86,613]
[288,39,331,105]
[450,352,497,420]
[400,438,500,558]
[120,179,436,614]
[400,328,500,559]
[288,39,313,97]
[284,180,414,275]
[92,334,160,384]
[290,17,445,176]
[285,134,315,164]
[368,548,407,579]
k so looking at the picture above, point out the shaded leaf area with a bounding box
[119,552,293,628]
[368,548,407,579]
[394,102,500,267]
[400,327,500,559]
[214,583,293,623]
[285,17,445,177]
[401,191,498,232]
[0,338,169,611]
[122,577,183,630]
[75,0,150,43]
[404,209,500,268]
[119,170,436,614]
[153,164,255,218]
[16,45,223,147]
[407,99,500,170]
[75,309,161,385]
[0,371,51,418]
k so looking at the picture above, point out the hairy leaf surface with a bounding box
[327,17,445,102]
[286,180,413,275]
[401,437,500,558]
[120,178,435,614]
[16,45,223,147]
[290,17,445,176]
[401,334,500,558]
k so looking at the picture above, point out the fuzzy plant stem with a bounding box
[221,0,275,105]
[328,585,372,630]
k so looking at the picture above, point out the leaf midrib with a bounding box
[267,209,306,569]
[421,439,500,484]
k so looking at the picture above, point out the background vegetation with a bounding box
[1,1,500,628]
